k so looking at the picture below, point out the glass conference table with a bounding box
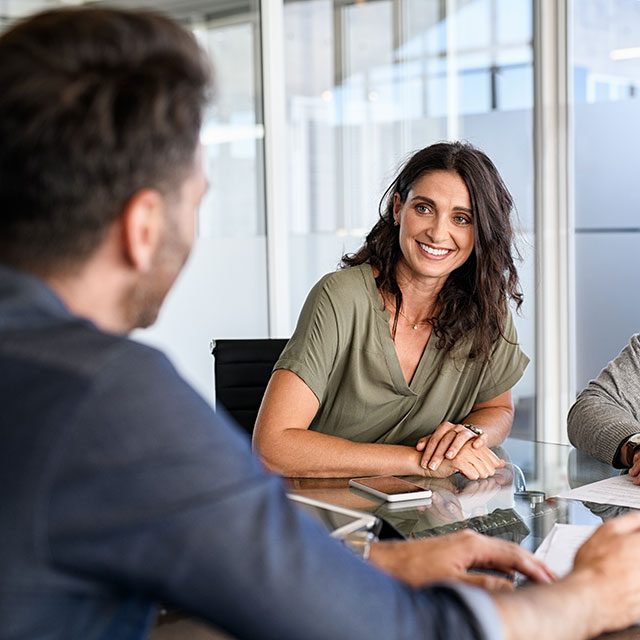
[286,437,640,640]
[155,438,639,640]
[287,438,629,547]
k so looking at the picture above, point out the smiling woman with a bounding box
[393,170,474,294]
[253,142,528,480]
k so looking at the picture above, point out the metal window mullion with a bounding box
[260,0,291,338]
[533,0,574,445]
[445,0,459,140]
[333,3,346,232]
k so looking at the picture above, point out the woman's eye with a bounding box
[416,204,431,214]
[454,215,471,225]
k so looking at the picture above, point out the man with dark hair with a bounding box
[2,8,640,640]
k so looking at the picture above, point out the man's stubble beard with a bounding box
[123,223,191,331]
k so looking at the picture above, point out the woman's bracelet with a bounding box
[463,423,484,437]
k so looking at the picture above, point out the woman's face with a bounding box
[393,170,474,288]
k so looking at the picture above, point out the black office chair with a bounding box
[211,338,289,436]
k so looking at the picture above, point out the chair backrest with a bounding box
[211,338,288,435]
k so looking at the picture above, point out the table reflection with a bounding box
[286,437,640,554]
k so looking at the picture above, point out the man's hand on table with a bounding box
[367,529,554,591]
[567,512,640,635]
[494,512,640,640]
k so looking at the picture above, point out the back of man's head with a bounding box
[0,8,210,275]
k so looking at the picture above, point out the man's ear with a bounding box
[120,189,164,272]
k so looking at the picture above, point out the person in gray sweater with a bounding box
[568,334,640,481]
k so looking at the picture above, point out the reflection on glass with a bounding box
[375,467,530,544]
[136,0,269,400]
[196,15,265,239]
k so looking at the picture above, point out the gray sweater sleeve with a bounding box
[568,334,640,465]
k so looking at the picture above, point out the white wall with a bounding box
[134,236,268,403]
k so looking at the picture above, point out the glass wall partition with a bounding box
[134,1,270,401]
[2,0,541,427]
[283,0,536,438]
[572,0,640,392]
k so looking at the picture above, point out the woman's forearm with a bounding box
[254,369,428,477]
[258,427,424,478]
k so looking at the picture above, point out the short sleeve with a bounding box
[475,309,529,404]
[274,275,340,403]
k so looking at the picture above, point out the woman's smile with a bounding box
[417,241,455,260]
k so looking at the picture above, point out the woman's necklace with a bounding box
[384,296,431,330]
[396,308,430,331]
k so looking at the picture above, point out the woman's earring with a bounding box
[393,219,399,226]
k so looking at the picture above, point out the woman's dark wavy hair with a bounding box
[342,141,522,362]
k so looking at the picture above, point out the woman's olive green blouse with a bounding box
[275,264,529,446]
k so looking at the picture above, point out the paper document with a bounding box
[534,524,597,577]
[556,474,640,509]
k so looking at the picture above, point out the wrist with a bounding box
[617,433,640,468]
[556,569,606,638]
[408,449,431,476]
[494,573,600,640]
[368,541,401,575]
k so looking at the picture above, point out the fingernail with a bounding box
[422,462,428,469]
[446,452,454,459]
[429,462,437,470]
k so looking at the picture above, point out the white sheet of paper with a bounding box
[534,523,597,577]
[556,474,640,509]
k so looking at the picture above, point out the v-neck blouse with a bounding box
[275,264,529,446]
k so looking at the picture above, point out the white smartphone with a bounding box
[349,476,433,502]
